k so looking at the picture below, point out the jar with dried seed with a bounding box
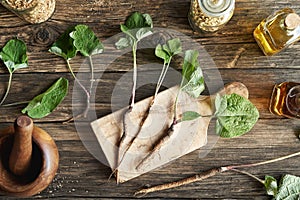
[1,0,56,24]
[188,0,235,32]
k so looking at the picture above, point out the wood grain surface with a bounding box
[0,0,300,199]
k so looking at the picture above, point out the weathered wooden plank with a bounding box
[0,68,299,122]
[0,1,299,73]
[0,119,298,199]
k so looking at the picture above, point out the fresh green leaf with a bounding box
[273,174,300,200]
[0,38,28,73]
[70,25,104,57]
[49,26,77,60]
[163,38,182,56]
[115,37,133,49]
[215,93,227,115]
[22,77,69,119]
[215,93,259,138]
[155,44,170,63]
[118,11,153,44]
[264,176,278,196]
[136,27,152,41]
[182,111,201,121]
[124,12,153,29]
[155,38,182,63]
[181,50,205,98]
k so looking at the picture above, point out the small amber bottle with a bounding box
[269,82,300,119]
[253,8,300,56]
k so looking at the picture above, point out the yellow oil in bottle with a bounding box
[253,8,300,56]
[269,82,300,119]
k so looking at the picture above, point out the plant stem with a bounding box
[134,151,300,196]
[231,168,264,184]
[154,58,172,98]
[0,72,12,106]
[2,101,30,107]
[64,60,91,122]
[88,56,95,95]
[130,41,138,109]
[67,59,77,80]
[226,151,300,170]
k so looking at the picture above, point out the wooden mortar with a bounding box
[0,116,59,197]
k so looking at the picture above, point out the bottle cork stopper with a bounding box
[285,13,300,30]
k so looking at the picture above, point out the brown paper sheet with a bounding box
[90,82,248,183]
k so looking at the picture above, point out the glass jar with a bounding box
[269,82,300,119]
[188,0,235,32]
[1,0,56,24]
[253,8,300,56]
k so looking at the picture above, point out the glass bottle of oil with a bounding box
[253,8,300,56]
[269,82,300,119]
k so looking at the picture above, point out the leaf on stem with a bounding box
[181,111,201,122]
[273,174,300,199]
[70,25,104,57]
[0,38,28,73]
[115,11,153,49]
[181,50,205,98]
[264,175,278,196]
[49,26,77,60]
[215,93,259,138]
[22,77,69,119]
[215,93,227,115]
[155,38,182,63]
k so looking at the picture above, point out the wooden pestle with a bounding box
[9,116,33,176]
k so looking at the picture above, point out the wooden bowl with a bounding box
[0,125,59,197]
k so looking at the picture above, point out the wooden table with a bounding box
[0,0,300,199]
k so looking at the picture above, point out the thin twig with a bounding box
[2,100,30,107]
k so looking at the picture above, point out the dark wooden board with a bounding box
[0,0,300,199]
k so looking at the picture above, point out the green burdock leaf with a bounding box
[155,38,182,63]
[115,37,133,49]
[181,111,201,122]
[70,25,104,56]
[273,174,300,200]
[264,176,278,196]
[0,38,28,73]
[181,50,205,98]
[125,12,153,29]
[215,93,259,138]
[215,93,227,115]
[115,11,153,49]
[22,77,69,119]
[49,26,77,60]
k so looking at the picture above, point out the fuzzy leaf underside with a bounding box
[22,77,69,119]
[155,38,182,63]
[273,174,300,200]
[181,50,205,98]
[216,93,259,138]
[0,38,28,73]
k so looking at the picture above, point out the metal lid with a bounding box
[285,13,300,30]
[198,0,235,17]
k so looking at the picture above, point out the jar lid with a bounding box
[285,13,300,30]
[198,0,235,17]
